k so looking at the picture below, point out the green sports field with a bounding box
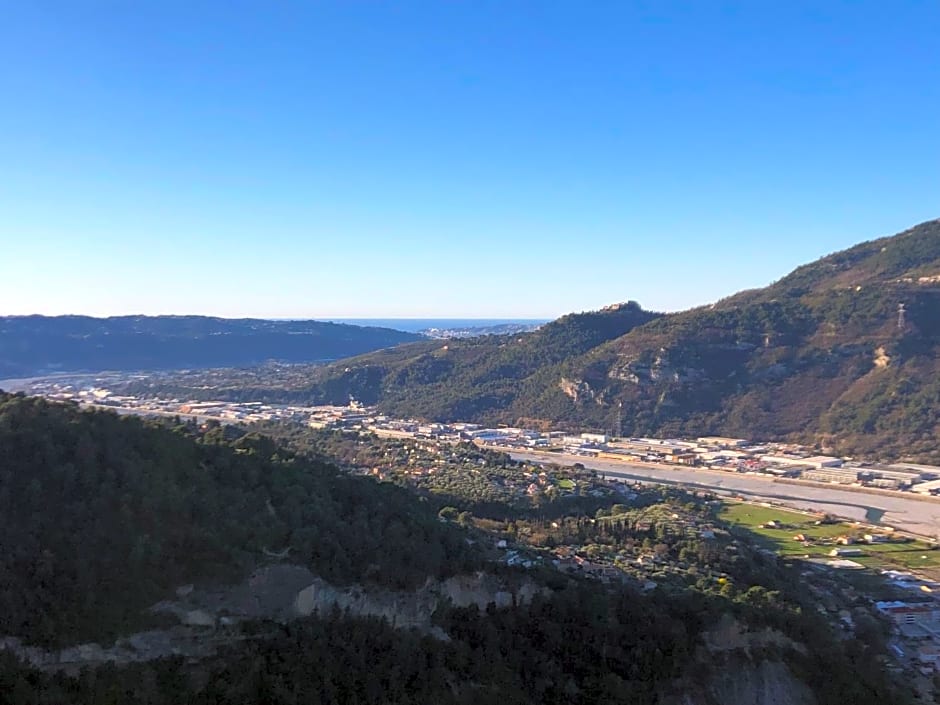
[718,501,940,570]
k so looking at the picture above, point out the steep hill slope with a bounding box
[0,315,422,377]
[293,301,660,421]
[303,219,940,459]
[0,392,479,647]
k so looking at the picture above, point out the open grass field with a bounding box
[854,544,940,570]
[718,501,940,571]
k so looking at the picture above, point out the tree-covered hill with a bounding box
[0,315,422,377]
[294,219,940,458]
[0,393,907,704]
[282,301,660,421]
[0,392,479,647]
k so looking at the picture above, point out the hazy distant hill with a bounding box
[0,315,423,377]
[419,321,544,339]
[299,219,940,460]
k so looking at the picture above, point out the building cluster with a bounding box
[877,591,940,675]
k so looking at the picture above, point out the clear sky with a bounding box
[1,2,937,319]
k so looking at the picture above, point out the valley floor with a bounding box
[510,450,940,543]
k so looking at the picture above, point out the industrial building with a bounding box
[887,463,940,480]
[912,479,940,495]
[697,436,749,447]
[801,466,860,484]
[761,454,844,469]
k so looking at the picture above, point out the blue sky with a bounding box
[1,1,937,318]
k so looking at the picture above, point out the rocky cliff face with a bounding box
[662,616,816,705]
[702,614,806,656]
[0,565,544,672]
[292,570,543,631]
[690,658,816,705]
[167,564,544,629]
[1,568,833,705]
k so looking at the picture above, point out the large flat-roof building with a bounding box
[875,601,940,627]
[802,466,859,484]
[912,479,940,495]
[697,436,749,447]
[888,463,940,480]
[857,466,920,489]
[761,454,844,469]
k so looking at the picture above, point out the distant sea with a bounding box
[326,319,549,333]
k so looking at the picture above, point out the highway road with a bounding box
[509,450,940,539]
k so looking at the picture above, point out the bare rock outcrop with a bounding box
[1,565,545,673]
[662,615,816,705]
[292,569,542,628]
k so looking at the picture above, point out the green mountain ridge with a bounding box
[299,219,940,460]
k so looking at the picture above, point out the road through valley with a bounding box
[509,450,940,539]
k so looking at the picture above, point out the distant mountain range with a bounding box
[293,219,940,461]
[0,315,422,378]
[327,318,548,336]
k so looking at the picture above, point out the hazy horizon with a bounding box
[0,313,552,323]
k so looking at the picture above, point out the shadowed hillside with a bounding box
[0,392,479,647]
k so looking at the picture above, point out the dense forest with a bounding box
[0,393,479,647]
[196,219,940,460]
[0,315,421,377]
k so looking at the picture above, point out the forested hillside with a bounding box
[0,393,478,646]
[2,582,899,705]
[0,315,422,377]
[292,219,940,459]
[261,301,659,420]
[0,393,906,704]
